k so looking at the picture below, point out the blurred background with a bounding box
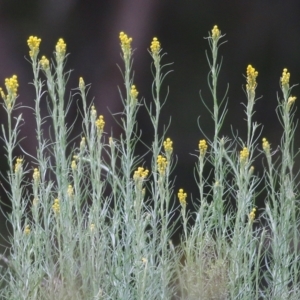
[1,0,300,249]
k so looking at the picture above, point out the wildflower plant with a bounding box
[0,26,300,300]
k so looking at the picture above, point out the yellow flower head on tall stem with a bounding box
[211,25,220,41]
[33,168,40,184]
[71,159,77,171]
[95,115,105,134]
[163,138,173,155]
[119,31,132,57]
[90,105,97,119]
[52,198,60,214]
[262,138,270,154]
[281,68,290,88]
[27,36,41,58]
[240,147,249,165]
[39,56,50,70]
[79,77,85,90]
[130,85,139,104]
[55,38,67,60]
[157,155,168,175]
[178,188,187,207]
[24,225,31,235]
[150,37,161,55]
[249,208,256,222]
[199,139,208,157]
[1,75,19,110]
[67,185,74,198]
[14,157,23,173]
[288,96,297,108]
[133,167,149,181]
[246,65,258,93]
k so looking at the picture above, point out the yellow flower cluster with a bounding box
[133,167,149,181]
[67,185,74,198]
[14,157,23,173]
[39,56,49,70]
[249,208,256,222]
[163,138,173,155]
[79,77,85,90]
[5,75,19,97]
[211,25,220,40]
[199,139,208,156]
[55,38,66,58]
[24,225,31,235]
[27,36,41,58]
[281,68,290,87]
[246,65,258,92]
[288,96,297,107]
[178,188,187,207]
[90,105,97,119]
[130,85,139,101]
[71,159,77,171]
[262,138,270,153]
[119,31,132,55]
[240,147,249,164]
[150,37,161,55]
[157,155,167,175]
[96,115,105,133]
[0,75,19,110]
[52,198,60,214]
[80,137,86,149]
[33,168,40,183]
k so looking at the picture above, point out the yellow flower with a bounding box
[39,56,50,70]
[79,77,85,90]
[246,65,258,92]
[211,25,220,40]
[24,225,31,235]
[130,85,139,105]
[27,36,41,58]
[130,85,139,100]
[240,147,249,164]
[96,115,105,134]
[71,159,77,171]
[5,75,19,97]
[262,138,270,153]
[33,168,40,183]
[288,96,297,108]
[198,139,208,156]
[249,208,256,222]
[0,87,5,100]
[119,31,132,57]
[163,138,173,155]
[55,38,66,59]
[90,105,97,120]
[14,157,23,173]
[80,137,86,150]
[281,68,290,87]
[67,185,74,198]
[157,155,168,175]
[178,188,187,207]
[52,198,60,214]
[150,37,161,55]
[133,167,149,181]
[1,75,19,110]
